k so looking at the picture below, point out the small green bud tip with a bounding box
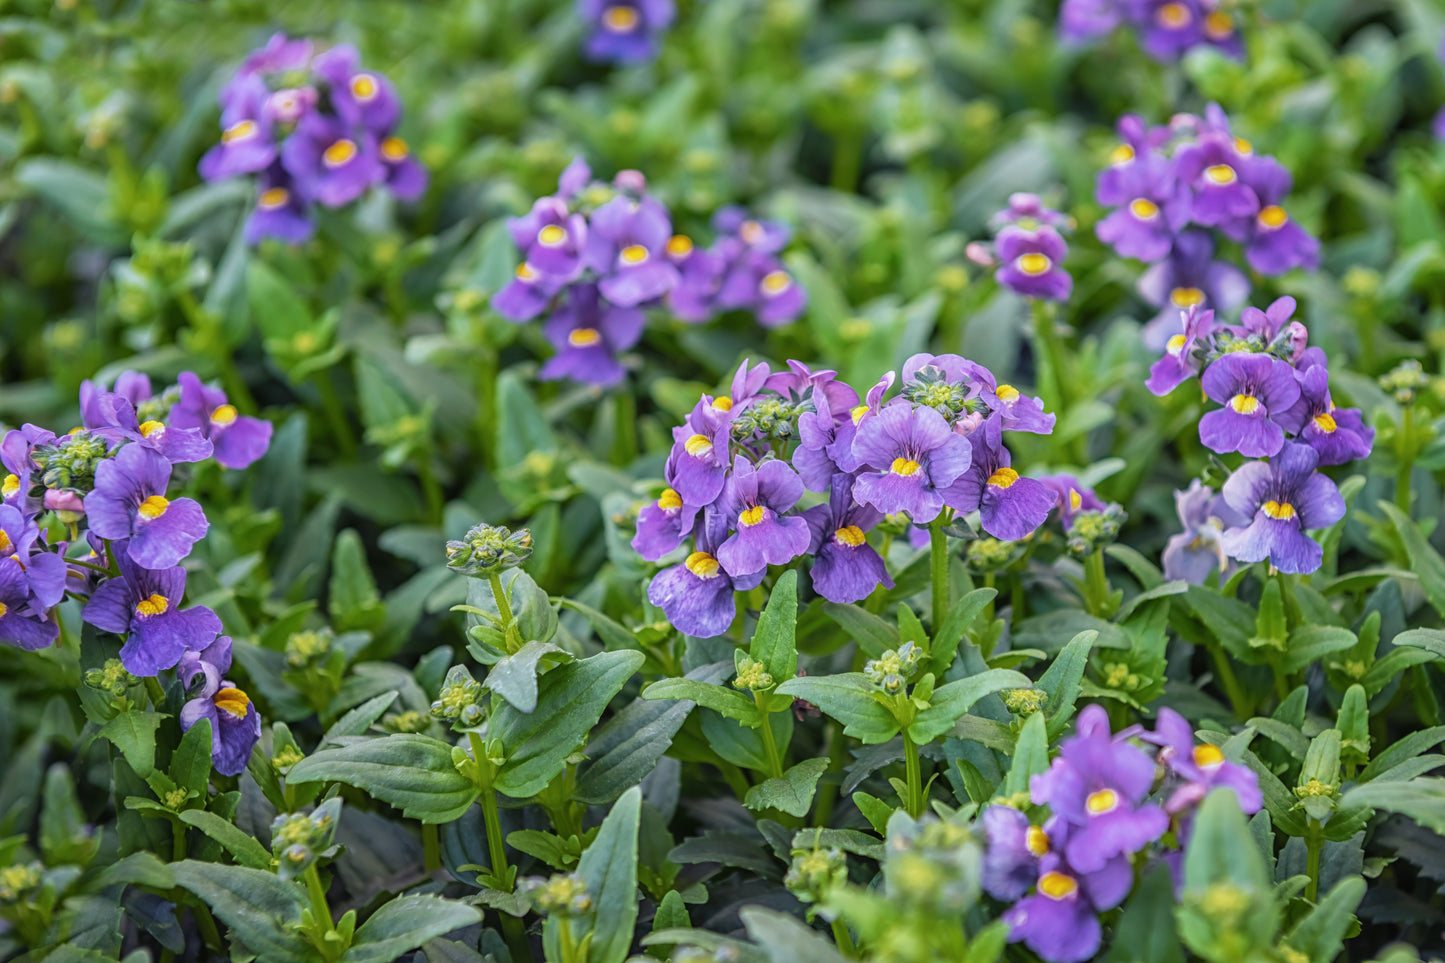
[385,710,430,733]
[522,873,592,917]
[1294,778,1337,799]
[284,629,333,668]
[0,863,42,902]
[1002,688,1048,716]
[864,643,920,690]
[164,789,189,810]
[272,745,305,771]
[445,523,533,578]
[732,657,774,692]
[1195,883,1249,921]
[1100,662,1141,692]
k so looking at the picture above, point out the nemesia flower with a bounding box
[647,510,763,638]
[86,445,209,571]
[802,473,893,604]
[179,635,261,776]
[83,392,213,466]
[0,557,60,652]
[1279,364,1374,467]
[851,403,973,524]
[665,234,725,323]
[999,838,1133,963]
[246,166,315,244]
[1239,159,1320,274]
[995,225,1072,302]
[1197,352,1300,457]
[1146,305,1216,396]
[169,373,273,471]
[1138,230,1249,350]
[508,197,589,279]
[1219,442,1345,574]
[715,456,810,577]
[668,397,734,507]
[942,416,1055,541]
[1030,704,1169,873]
[313,44,401,134]
[714,247,807,328]
[1146,708,1262,816]
[713,206,791,253]
[578,0,676,64]
[1094,158,1192,262]
[0,506,67,608]
[83,550,223,677]
[1037,475,1105,533]
[1095,115,1172,207]
[1160,480,1249,585]
[632,468,702,563]
[1059,0,1243,62]
[585,194,680,307]
[493,263,569,323]
[536,283,644,387]
[281,113,383,208]
[829,373,895,474]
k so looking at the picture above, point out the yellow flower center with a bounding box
[740,220,764,244]
[890,457,921,476]
[684,434,713,457]
[1206,11,1234,38]
[760,271,792,296]
[739,506,766,527]
[1166,334,1188,356]
[380,136,409,162]
[1039,871,1079,900]
[214,687,252,719]
[1130,198,1160,220]
[2,475,17,497]
[568,327,602,347]
[0,531,10,553]
[138,495,170,519]
[323,139,358,168]
[713,396,733,411]
[1234,136,1253,155]
[666,234,694,258]
[1110,143,1135,166]
[1026,826,1050,857]
[1313,412,1337,433]
[517,262,538,280]
[538,224,568,247]
[135,593,170,617]
[137,420,165,438]
[685,551,720,578]
[833,525,866,547]
[350,74,378,101]
[0,601,6,618]
[850,405,869,425]
[658,488,684,511]
[988,467,1020,489]
[1171,287,1205,307]
[620,244,650,265]
[222,119,257,144]
[1156,2,1192,28]
[994,384,1021,402]
[1258,205,1288,229]
[1262,500,1296,520]
[1017,253,1051,276]
[1193,744,1225,769]
[211,404,238,426]
[602,5,640,31]
[1086,788,1119,814]
[1069,489,1083,511]
[1229,394,1261,415]
[1204,164,1237,185]
[258,187,290,210]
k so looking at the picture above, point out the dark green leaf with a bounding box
[342,894,482,963]
[286,734,479,823]
[743,758,830,817]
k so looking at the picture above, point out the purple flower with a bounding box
[81,373,152,431]
[714,244,807,328]
[200,76,276,182]
[665,235,725,323]
[1001,845,1133,963]
[1031,704,1169,873]
[262,86,318,126]
[537,283,645,387]
[579,0,676,63]
[632,467,702,563]
[168,373,273,471]
[668,398,734,507]
[1174,131,1259,229]
[233,32,313,83]
[981,381,1055,435]
[942,417,1055,541]
[802,473,893,604]
[83,393,213,465]
[379,136,428,201]
[87,446,209,571]
[715,456,810,577]
[245,166,315,245]
[830,373,895,474]
[1138,231,1249,351]
[995,226,1072,301]
[0,506,67,608]
[180,637,261,777]
[312,44,401,135]
[2,427,49,515]
[1161,480,1249,585]
[1238,158,1319,274]
[992,193,1072,231]
[765,361,859,423]
[851,404,973,524]
[493,263,567,323]
[982,805,1053,901]
[647,511,763,638]
[83,550,223,677]
[1219,442,1345,574]
[1279,365,1374,467]
[1037,475,1105,533]
[712,207,791,253]
[585,195,679,307]
[1096,115,1171,207]
[508,197,588,279]
[1094,158,1192,262]
[1059,0,1123,44]
[1147,708,1262,816]
[792,372,863,492]
[1198,352,1300,457]
[1146,305,1216,396]
[0,556,60,651]
[281,113,383,208]
[1138,0,1209,61]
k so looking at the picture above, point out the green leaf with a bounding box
[286,734,479,823]
[558,598,640,651]
[177,810,273,869]
[643,676,759,725]
[1280,626,1358,674]
[1283,877,1365,963]
[1103,863,1184,963]
[820,602,898,658]
[740,907,849,963]
[329,528,385,631]
[743,758,830,817]
[774,674,899,743]
[40,764,91,865]
[1339,778,1445,834]
[99,710,164,778]
[1003,712,1049,797]
[547,786,642,963]
[495,369,558,468]
[342,894,482,963]
[492,650,644,798]
[1036,630,1097,739]
[89,851,173,891]
[1359,727,1445,782]
[1391,627,1445,663]
[930,588,997,672]
[170,717,213,795]
[1379,501,1445,620]
[322,692,400,747]
[170,861,313,963]
[483,641,570,713]
[852,791,893,835]
[750,570,799,682]
[247,260,312,341]
[908,669,1030,744]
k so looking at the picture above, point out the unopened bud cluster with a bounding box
[446,523,533,578]
[966,537,1018,571]
[732,656,774,692]
[784,847,846,903]
[0,863,42,902]
[1380,360,1428,405]
[285,629,334,668]
[430,665,485,729]
[33,432,110,491]
[1064,504,1127,557]
[270,800,340,880]
[1002,687,1048,717]
[84,659,138,699]
[521,873,593,917]
[730,398,807,443]
[865,642,920,694]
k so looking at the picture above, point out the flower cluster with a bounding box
[493,160,807,387]
[198,33,427,245]
[578,0,676,64]
[2,370,271,775]
[1095,106,1319,348]
[1060,0,1244,62]
[982,706,1260,963]
[970,193,1074,302]
[633,355,1063,637]
[1150,298,1373,577]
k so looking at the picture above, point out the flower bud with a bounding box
[445,523,533,578]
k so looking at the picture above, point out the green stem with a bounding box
[144,677,167,711]
[1209,643,1252,721]
[1396,404,1415,511]
[756,700,785,780]
[812,723,848,828]
[479,785,512,889]
[558,917,583,963]
[1030,299,1067,411]
[172,819,187,861]
[902,733,924,818]
[930,519,950,635]
[313,370,358,461]
[423,822,440,873]
[489,573,522,652]
[831,130,863,193]
[1082,549,1113,618]
[417,457,445,526]
[304,864,332,931]
[1304,819,1323,903]
[831,917,858,957]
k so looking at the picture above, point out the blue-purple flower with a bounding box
[1197,352,1300,457]
[83,550,223,677]
[0,556,60,652]
[851,404,973,524]
[995,225,1072,302]
[179,636,261,777]
[578,0,676,64]
[1219,442,1345,574]
[87,446,209,571]
[1138,230,1249,350]
[1147,708,1262,816]
[1279,364,1374,467]
[715,456,810,577]
[1038,475,1106,533]
[668,398,734,507]
[1160,480,1249,585]
[646,510,763,638]
[942,417,1055,541]
[509,197,589,280]
[1146,305,1216,396]
[584,193,679,308]
[0,506,67,609]
[536,283,644,387]
[168,373,273,471]
[802,473,893,604]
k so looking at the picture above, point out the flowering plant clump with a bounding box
[7,3,1445,963]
